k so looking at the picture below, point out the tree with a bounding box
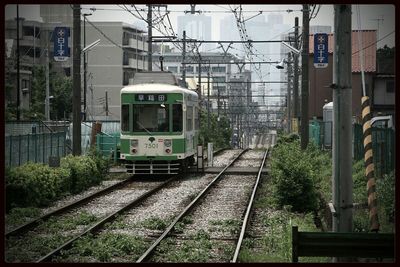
[51,75,72,120]
[199,110,232,150]
[376,45,395,74]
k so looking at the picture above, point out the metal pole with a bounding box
[207,70,210,130]
[332,4,353,237]
[287,52,292,133]
[105,90,109,117]
[147,4,152,71]
[83,15,87,121]
[293,16,299,120]
[301,4,309,149]
[45,33,50,121]
[16,5,20,120]
[182,30,186,83]
[72,4,82,155]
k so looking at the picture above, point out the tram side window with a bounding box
[173,104,182,132]
[121,104,129,131]
[187,106,193,131]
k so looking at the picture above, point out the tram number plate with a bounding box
[145,143,158,149]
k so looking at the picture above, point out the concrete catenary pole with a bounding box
[16,5,20,120]
[301,4,309,149]
[287,52,292,133]
[293,17,299,122]
[147,4,152,71]
[72,4,82,155]
[332,4,353,235]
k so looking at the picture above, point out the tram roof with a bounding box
[121,84,198,97]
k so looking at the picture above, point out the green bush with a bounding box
[60,155,101,194]
[6,162,70,209]
[6,151,110,211]
[376,171,395,223]
[270,140,320,213]
[86,148,111,176]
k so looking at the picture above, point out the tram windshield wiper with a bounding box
[136,121,152,135]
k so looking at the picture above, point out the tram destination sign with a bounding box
[313,33,328,68]
[135,94,167,102]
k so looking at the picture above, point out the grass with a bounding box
[6,207,42,229]
[5,211,99,262]
[238,171,328,263]
[209,219,241,235]
[57,232,148,262]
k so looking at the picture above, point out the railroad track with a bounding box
[5,149,233,263]
[136,148,269,263]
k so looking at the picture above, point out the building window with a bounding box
[386,80,394,93]
[212,66,226,73]
[123,72,129,85]
[168,66,178,73]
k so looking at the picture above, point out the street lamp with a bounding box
[83,13,92,121]
[82,39,100,121]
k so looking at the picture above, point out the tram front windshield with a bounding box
[133,104,169,133]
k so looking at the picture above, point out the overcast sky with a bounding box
[5,4,395,48]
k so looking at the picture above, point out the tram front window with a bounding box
[133,104,169,133]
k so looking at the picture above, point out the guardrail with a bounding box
[292,226,394,262]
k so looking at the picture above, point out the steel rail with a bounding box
[6,176,135,238]
[231,149,269,262]
[37,175,179,263]
[136,148,249,263]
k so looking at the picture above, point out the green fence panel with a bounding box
[353,123,394,177]
[309,120,321,147]
[5,131,67,167]
[96,132,120,161]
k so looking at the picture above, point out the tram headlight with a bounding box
[130,139,138,147]
[164,139,172,147]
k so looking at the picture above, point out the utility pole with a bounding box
[16,5,20,120]
[293,16,299,122]
[45,33,50,121]
[182,30,186,83]
[287,52,292,133]
[198,53,201,100]
[332,4,353,238]
[72,4,81,155]
[83,13,92,121]
[147,4,152,71]
[207,70,210,130]
[301,4,309,149]
[105,90,109,117]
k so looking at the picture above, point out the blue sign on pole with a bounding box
[314,33,328,68]
[54,27,70,61]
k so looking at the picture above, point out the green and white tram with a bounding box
[119,72,199,174]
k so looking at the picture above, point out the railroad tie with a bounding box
[361,96,379,232]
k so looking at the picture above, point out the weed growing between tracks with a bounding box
[154,229,235,263]
[5,211,99,262]
[56,232,148,262]
[6,207,42,229]
[238,177,328,263]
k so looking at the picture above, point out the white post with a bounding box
[207,142,213,167]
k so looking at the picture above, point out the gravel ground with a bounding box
[152,150,265,263]
[210,149,243,167]
[181,175,256,239]
[106,173,216,237]
[232,150,265,168]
